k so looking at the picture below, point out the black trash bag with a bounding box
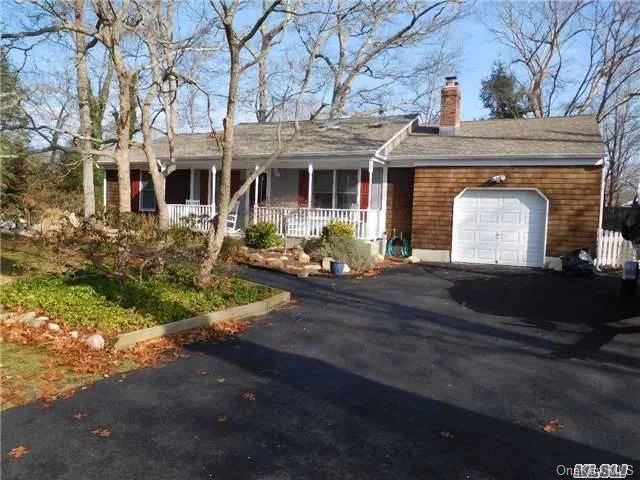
[561,249,595,276]
[621,204,640,242]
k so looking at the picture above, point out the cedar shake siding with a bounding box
[411,166,602,258]
[386,168,414,238]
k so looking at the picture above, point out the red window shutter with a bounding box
[131,170,140,212]
[298,170,309,206]
[360,168,369,209]
[199,170,209,205]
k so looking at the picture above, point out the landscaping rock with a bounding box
[297,270,310,278]
[26,316,47,328]
[248,253,263,263]
[321,257,335,271]
[86,334,105,351]
[404,255,420,264]
[297,252,310,264]
[47,322,61,333]
[239,246,249,256]
[279,255,288,261]
[265,258,284,270]
[304,264,322,272]
[373,253,385,264]
[69,330,79,339]
[17,311,37,323]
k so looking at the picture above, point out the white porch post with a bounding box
[253,165,259,224]
[367,159,373,209]
[102,172,107,212]
[307,163,313,208]
[307,163,313,237]
[189,168,195,201]
[381,166,389,242]
[210,165,216,208]
[266,168,272,205]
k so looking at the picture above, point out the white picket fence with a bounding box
[167,204,215,231]
[253,206,385,240]
[596,228,636,268]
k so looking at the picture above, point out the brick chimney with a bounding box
[439,76,461,136]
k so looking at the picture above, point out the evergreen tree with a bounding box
[480,62,530,119]
[0,52,31,214]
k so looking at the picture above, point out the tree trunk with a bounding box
[74,0,95,219]
[199,46,240,285]
[116,71,132,213]
[141,92,170,230]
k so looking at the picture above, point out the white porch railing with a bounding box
[254,206,385,240]
[167,204,215,231]
[596,228,636,268]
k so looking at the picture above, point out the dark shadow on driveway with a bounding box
[239,266,640,371]
[197,337,638,479]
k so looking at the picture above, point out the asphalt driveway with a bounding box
[3,264,640,479]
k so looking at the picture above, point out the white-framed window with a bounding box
[139,171,156,211]
[312,169,359,209]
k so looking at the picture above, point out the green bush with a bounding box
[245,221,281,249]
[318,237,374,271]
[321,220,355,240]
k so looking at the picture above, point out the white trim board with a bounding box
[388,154,604,167]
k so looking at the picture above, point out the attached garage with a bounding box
[451,188,548,268]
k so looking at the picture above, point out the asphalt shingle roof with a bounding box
[390,115,604,157]
[128,115,417,162]
[122,113,604,164]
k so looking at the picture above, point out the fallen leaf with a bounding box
[543,419,563,433]
[91,427,111,438]
[242,392,256,401]
[196,370,208,376]
[440,431,455,439]
[73,412,88,420]
[216,415,229,423]
[8,445,30,461]
[216,377,226,384]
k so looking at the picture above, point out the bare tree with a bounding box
[603,99,640,207]
[254,0,296,122]
[564,1,640,123]
[198,0,331,284]
[305,0,464,119]
[74,0,97,218]
[489,0,588,118]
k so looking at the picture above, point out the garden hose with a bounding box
[386,230,410,257]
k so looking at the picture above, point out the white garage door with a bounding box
[452,189,547,267]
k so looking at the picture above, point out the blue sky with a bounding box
[447,11,516,121]
[0,2,542,128]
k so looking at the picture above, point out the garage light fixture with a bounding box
[490,174,507,184]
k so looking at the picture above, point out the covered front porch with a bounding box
[162,160,388,240]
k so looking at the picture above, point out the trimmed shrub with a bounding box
[319,237,374,271]
[321,220,355,240]
[245,221,281,249]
